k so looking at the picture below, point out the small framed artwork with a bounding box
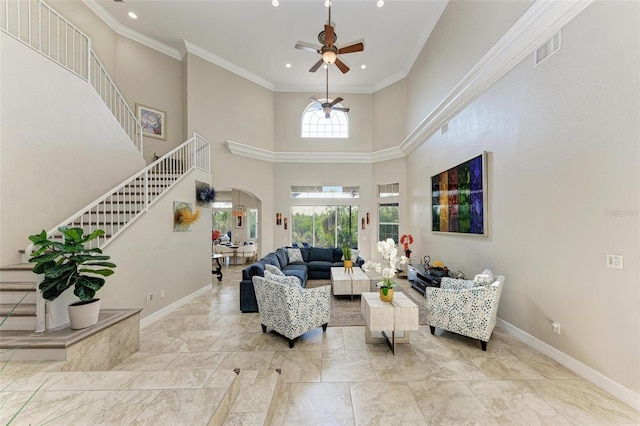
[361,218,365,230]
[284,217,288,230]
[276,213,282,225]
[234,205,245,229]
[136,104,166,140]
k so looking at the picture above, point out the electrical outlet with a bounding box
[146,294,153,304]
[160,289,165,299]
[552,321,561,335]
[606,254,623,269]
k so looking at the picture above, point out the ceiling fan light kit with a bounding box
[295,0,364,75]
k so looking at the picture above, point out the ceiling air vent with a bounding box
[534,31,561,66]
[441,122,449,135]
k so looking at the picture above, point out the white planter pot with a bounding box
[68,299,101,329]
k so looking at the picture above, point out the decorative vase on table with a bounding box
[379,285,394,302]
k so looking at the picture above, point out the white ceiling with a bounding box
[89,0,447,93]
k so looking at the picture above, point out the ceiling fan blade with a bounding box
[333,107,350,112]
[309,59,324,73]
[334,58,350,74]
[337,42,364,55]
[295,42,320,53]
[324,24,335,47]
[330,97,343,107]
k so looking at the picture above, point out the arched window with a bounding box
[301,99,349,138]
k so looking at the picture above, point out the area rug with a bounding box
[305,279,428,327]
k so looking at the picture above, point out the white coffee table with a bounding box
[331,267,370,300]
[361,292,419,354]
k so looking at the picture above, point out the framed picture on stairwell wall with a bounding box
[136,104,166,140]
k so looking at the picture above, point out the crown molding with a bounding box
[183,41,275,91]
[82,0,181,60]
[225,140,403,164]
[400,0,594,156]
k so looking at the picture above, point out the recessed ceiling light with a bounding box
[361,64,367,69]
[323,64,328,69]
[377,0,384,7]
[285,63,291,68]
[325,0,331,7]
[128,11,137,19]
[272,0,279,6]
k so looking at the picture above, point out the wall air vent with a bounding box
[534,31,561,66]
[441,122,449,135]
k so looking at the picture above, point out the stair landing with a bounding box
[0,309,141,369]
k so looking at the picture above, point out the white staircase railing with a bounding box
[24,132,210,255]
[1,0,143,153]
[23,132,209,332]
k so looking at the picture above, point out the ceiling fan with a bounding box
[309,67,350,119]
[295,0,364,74]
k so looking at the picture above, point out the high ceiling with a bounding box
[89,0,447,93]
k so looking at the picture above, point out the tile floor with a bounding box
[1,264,639,425]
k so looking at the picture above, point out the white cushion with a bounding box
[264,270,301,287]
[265,264,285,276]
[474,269,495,285]
[287,248,304,263]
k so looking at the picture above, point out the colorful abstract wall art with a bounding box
[431,153,487,236]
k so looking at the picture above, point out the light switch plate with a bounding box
[606,254,623,269]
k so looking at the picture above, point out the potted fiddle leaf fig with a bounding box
[28,226,116,329]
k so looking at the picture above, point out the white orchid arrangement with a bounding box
[362,238,408,294]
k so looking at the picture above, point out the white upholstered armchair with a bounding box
[253,276,331,348]
[425,275,505,351]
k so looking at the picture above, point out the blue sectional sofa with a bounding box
[239,246,364,312]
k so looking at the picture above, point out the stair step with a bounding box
[0,288,37,304]
[0,315,37,330]
[0,282,37,291]
[0,265,36,282]
[0,303,36,316]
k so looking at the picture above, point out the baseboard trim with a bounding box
[140,283,212,329]
[497,318,640,412]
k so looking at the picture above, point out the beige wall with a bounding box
[372,80,408,151]
[274,92,374,152]
[406,1,639,394]
[0,33,144,264]
[48,0,118,77]
[98,169,212,318]
[115,36,184,163]
[184,53,275,256]
[406,0,533,134]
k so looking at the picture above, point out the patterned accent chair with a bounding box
[425,275,505,351]
[253,276,331,348]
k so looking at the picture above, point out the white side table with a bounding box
[361,292,419,354]
[331,267,370,300]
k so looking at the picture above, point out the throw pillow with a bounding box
[287,248,304,263]
[264,270,301,287]
[265,264,285,276]
[474,269,495,285]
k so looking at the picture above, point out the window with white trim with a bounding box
[291,186,359,199]
[301,99,349,138]
[378,183,399,198]
[379,203,399,242]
